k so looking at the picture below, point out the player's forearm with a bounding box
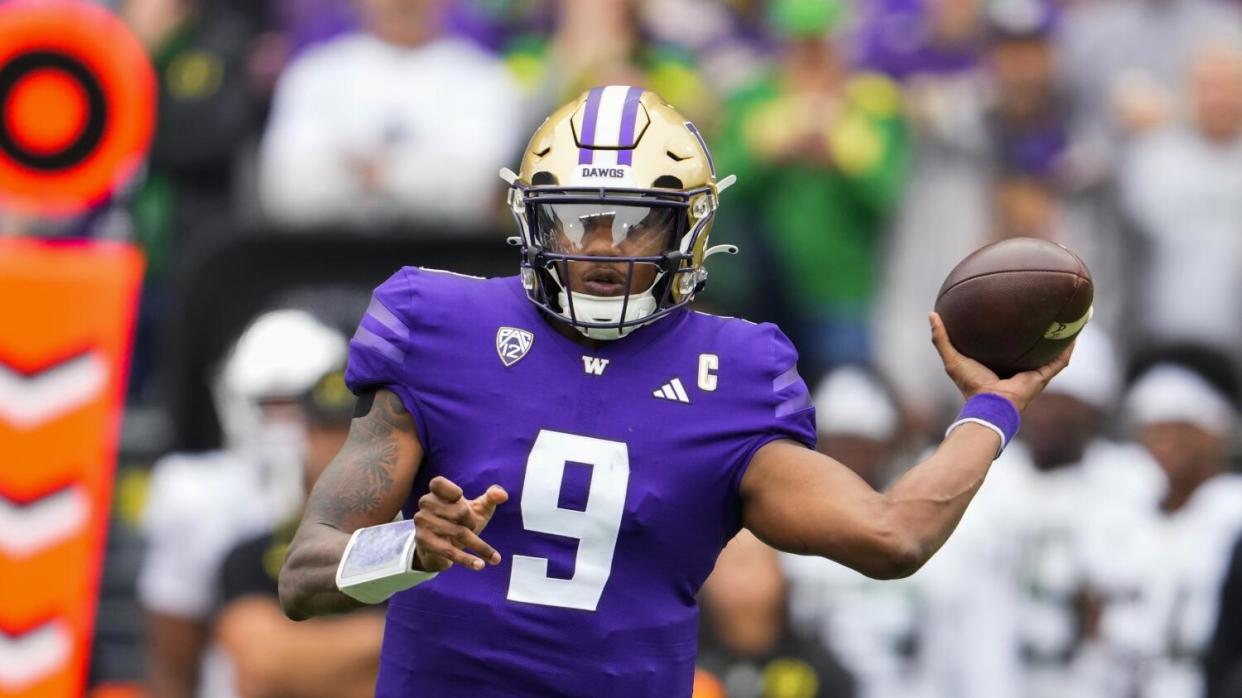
[281,389,423,619]
[279,523,366,620]
[876,423,1000,573]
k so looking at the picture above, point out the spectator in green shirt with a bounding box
[713,0,909,373]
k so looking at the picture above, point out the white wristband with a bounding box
[335,519,438,605]
[945,417,1007,458]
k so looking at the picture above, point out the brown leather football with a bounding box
[934,237,1093,377]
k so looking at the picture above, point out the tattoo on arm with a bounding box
[346,450,395,513]
[311,390,410,524]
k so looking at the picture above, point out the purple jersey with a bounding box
[345,268,816,697]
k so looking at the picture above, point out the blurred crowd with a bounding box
[11,0,1242,696]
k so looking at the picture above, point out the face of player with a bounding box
[253,400,310,464]
[1021,393,1102,470]
[1140,421,1228,489]
[538,203,677,297]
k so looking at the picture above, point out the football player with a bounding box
[278,86,1071,697]
[997,328,1160,698]
[1082,353,1242,698]
[215,366,384,698]
[140,310,345,698]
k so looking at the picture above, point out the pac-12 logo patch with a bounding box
[496,327,534,367]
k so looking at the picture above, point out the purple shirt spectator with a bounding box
[273,0,358,54]
[853,0,981,80]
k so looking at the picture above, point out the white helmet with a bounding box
[217,310,347,409]
[213,309,347,519]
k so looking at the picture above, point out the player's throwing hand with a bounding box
[929,312,1073,411]
[413,476,508,573]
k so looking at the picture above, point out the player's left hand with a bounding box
[930,312,1074,412]
[413,476,508,573]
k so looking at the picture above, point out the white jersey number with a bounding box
[506,430,630,611]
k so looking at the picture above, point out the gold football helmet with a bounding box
[502,86,736,340]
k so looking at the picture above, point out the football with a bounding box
[934,237,1093,377]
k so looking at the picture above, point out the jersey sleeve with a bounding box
[345,268,428,443]
[730,323,818,493]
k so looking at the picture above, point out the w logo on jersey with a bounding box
[582,356,610,375]
[496,327,534,367]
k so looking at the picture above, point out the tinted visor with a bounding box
[533,203,679,255]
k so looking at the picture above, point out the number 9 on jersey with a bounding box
[507,430,631,611]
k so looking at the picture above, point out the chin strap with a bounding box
[556,288,659,340]
[545,246,741,340]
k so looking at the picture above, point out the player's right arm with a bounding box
[740,314,1071,580]
[280,389,419,619]
[279,389,506,620]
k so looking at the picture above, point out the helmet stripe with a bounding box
[577,86,605,164]
[616,86,645,165]
[684,121,715,177]
[591,86,630,150]
[579,85,644,166]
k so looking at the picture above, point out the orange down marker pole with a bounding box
[0,239,145,697]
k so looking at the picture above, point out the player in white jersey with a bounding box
[782,366,930,698]
[138,310,345,698]
[1083,351,1242,698]
[989,328,1162,698]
